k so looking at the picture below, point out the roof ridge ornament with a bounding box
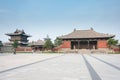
[15,29,19,33]
[73,28,76,32]
[90,27,94,30]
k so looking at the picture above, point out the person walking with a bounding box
[13,48,16,55]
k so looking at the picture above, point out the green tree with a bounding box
[0,41,3,52]
[0,41,3,47]
[44,36,54,50]
[54,38,62,47]
[108,38,118,49]
[12,40,19,54]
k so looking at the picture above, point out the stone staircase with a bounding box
[64,49,91,53]
[78,49,91,54]
[63,49,111,54]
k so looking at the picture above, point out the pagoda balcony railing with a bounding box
[9,39,29,42]
[21,40,29,42]
[9,39,21,41]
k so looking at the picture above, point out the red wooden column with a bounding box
[78,41,80,49]
[88,40,90,49]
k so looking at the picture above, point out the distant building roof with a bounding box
[59,29,115,39]
[29,40,45,46]
[6,29,31,37]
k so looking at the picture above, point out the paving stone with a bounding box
[0,53,120,80]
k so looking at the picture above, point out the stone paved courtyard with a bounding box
[0,53,120,80]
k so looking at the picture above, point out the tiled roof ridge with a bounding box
[59,29,115,39]
[5,29,31,37]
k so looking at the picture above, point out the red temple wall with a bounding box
[97,40,108,48]
[61,41,71,48]
[61,40,108,49]
[16,47,32,52]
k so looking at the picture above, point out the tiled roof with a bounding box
[29,40,45,46]
[6,29,31,37]
[59,29,115,39]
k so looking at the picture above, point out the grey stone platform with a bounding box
[0,53,120,80]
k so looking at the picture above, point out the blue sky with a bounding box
[0,0,120,42]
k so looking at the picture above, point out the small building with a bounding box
[59,28,115,50]
[29,40,45,51]
[6,29,31,46]
[1,42,13,53]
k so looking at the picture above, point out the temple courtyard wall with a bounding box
[1,46,32,53]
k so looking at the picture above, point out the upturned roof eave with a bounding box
[59,29,115,39]
[60,36,114,39]
[5,33,31,37]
